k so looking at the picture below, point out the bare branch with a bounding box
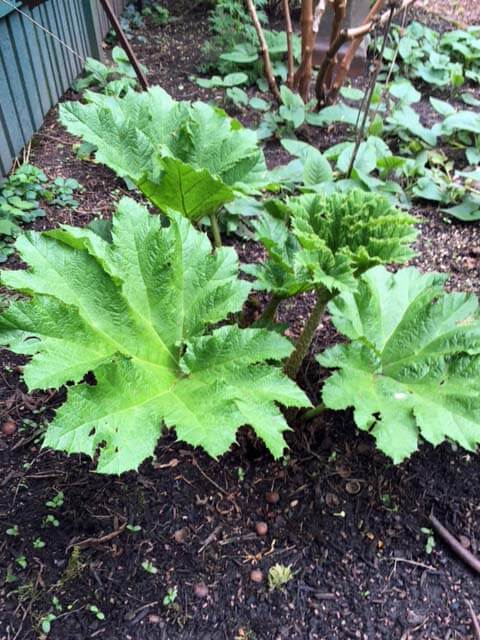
[314,0,347,104]
[245,0,281,101]
[282,0,295,88]
[316,0,418,107]
[294,0,315,101]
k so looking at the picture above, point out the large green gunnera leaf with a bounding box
[0,198,309,474]
[319,266,480,462]
[59,87,270,221]
[244,190,417,299]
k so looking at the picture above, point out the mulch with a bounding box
[1,2,480,639]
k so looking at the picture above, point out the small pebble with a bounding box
[255,521,268,536]
[194,582,209,598]
[1,420,16,436]
[265,491,279,504]
[173,527,189,544]
[148,614,161,624]
[250,569,263,583]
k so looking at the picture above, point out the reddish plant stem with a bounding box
[316,0,418,107]
[324,0,347,90]
[282,0,295,88]
[245,0,281,101]
[293,0,314,101]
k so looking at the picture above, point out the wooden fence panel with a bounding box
[0,0,127,177]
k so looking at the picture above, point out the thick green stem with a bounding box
[210,213,222,249]
[256,295,282,327]
[300,402,326,423]
[284,290,330,379]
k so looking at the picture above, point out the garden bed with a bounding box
[1,2,480,639]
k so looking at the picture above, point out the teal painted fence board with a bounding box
[0,0,127,177]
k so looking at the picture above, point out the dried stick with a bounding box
[467,601,480,640]
[282,0,295,88]
[245,0,281,101]
[429,513,480,574]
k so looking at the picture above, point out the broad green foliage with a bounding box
[73,46,148,96]
[279,86,306,129]
[319,266,480,462]
[0,165,83,263]
[217,29,301,89]
[59,86,269,221]
[195,72,249,89]
[0,198,309,474]
[244,191,417,299]
[201,0,268,75]
[382,21,480,87]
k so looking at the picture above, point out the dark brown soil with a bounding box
[1,3,480,640]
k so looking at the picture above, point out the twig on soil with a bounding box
[429,512,480,574]
[193,458,229,495]
[383,557,438,571]
[67,520,127,551]
[198,525,223,553]
[466,600,480,640]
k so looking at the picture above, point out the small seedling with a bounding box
[381,494,399,513]
[43,514,60,528]
[126,524,142,533]
[45,491,64,509]
[267,563,294,591]
[5,565,17,584]
[40,613,57,635]
[237,466,245,482]
[52,596,62,612]
[33,537,46,549]
[163,586,178,606]
[421,527,436,554]
[16,555,28,569]
[89,604,106,620]
[6,525,19,536]
[141,560,158,575]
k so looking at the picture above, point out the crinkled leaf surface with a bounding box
[0,198,309,474]
[59,87,269,217]
[319,266,480,462]
[245,191,417,299]
[138,157,235,220]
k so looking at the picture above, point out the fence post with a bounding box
[83,0,104,60]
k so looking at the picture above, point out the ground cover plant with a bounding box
[2,1,480,639]
[0,164,82,263]
[72,46,149,96]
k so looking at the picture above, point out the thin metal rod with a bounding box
[98,0,149,91]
